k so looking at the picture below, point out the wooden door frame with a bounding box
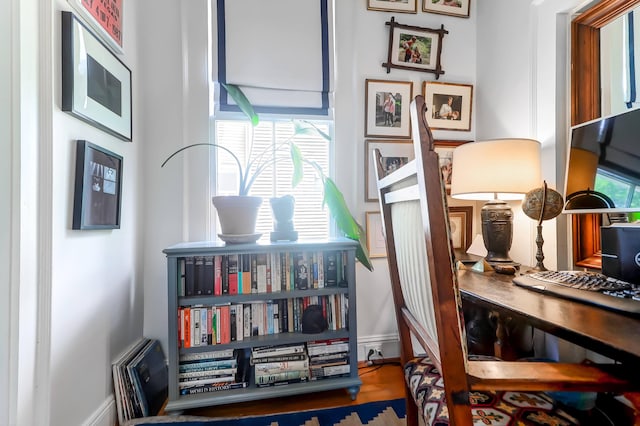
[570,0,640,268]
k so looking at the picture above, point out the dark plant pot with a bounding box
[212,195,262,235]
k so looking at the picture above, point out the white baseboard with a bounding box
[82,395,116,426]
[357,334,399,361]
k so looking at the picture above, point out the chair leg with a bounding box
[404,388,420,426]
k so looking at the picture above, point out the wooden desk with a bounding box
[458,269,640,364]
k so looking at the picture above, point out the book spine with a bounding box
[203,256,214,295]
[194,256,205,296]
[178,367,237,379]
[185,257,195,296]
[214,256,222,296]
[255,370,309,385]
[221,256,229,294]
[255,377,308,388]
[228,254,239,295]
[179,381,248,395]
[235,303,244,342]
[179,348,234,362]
[254,358,309,373]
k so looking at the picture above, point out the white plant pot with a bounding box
[212,195,262,235]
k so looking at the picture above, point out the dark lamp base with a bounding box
[481,199,515,265]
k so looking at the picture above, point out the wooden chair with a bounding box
[373,95,639,425]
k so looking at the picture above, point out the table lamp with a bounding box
[450,138,541,265]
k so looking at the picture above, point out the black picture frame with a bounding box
[62,11,132,141]
[382,17,448,79]
[72,140,123,230]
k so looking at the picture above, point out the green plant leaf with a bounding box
[322,178,373,271]
[294,120,330,141]
[221,82,259,127]
[290,142,304,188]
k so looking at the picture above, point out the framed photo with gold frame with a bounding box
[365,79,413,139]
[367,0,417,13]
[423,81,473,131]
[448,206,473,250]
[366,211,387,258]
[423,0,471,18]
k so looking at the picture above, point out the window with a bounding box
[213,119,331,240]
[595,169,640,208]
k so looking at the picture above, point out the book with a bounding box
[179,359,237,373]
[221,256,229,294]
[203,256,214,295]
[179,381,248,395]
[255,377,308,388]
[178,367,237,379]
[234,303,244,342]
[254,357,309,373]
[256,253,267,293]
[241,254,252,294]
[310,363,350,378]
[183,308,191,349]
[229,304,238,342]
[179,348,234,362]
[185,257,196,296]
[192,307,201,347]
[128,340,168,417]
[324,251,337,287]
[251,343,306,358]
[250,353,308,365]
[194,256,205,296]
[255,370,309,386]
[178,375,237,388]
[227,254,239,295]
[214,256,223,295]
[112,338,150,424]
[219,305,231,344]
[294,252,309,290]
[243,304,251,338]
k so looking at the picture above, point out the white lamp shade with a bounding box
[450,138,542,200]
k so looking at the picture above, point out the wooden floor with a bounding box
[171,361,406,419]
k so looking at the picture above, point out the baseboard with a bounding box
[81,394,116,426]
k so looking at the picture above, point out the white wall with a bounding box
[47,1,144,425]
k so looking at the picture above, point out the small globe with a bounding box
[522,186,564,221]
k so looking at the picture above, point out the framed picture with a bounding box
[434,140,472,194]
[382,17,448,78]
[72,140,123,230]
[62,11,132,142]
[365,79,413,138]
[423,81,473,131]
[67,0,124,54]
[367,0,417,13]
[366,211,387,258]
[365,139,415,202]
[423,0,471,18]
[448,206,473,250]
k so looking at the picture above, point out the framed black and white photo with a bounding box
[365,79,413,139]
[423,0,470,18]
[365,139,414,202]
[73,140,123,230]
[366,211,387,258]
[367,0,417,14]
[423,81,473,131]
[434,139,472,194]
[62,11,132,141]
[382,17,448,78]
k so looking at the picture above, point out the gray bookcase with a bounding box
[163,238,361,413]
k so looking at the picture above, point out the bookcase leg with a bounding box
[347,385,360,401]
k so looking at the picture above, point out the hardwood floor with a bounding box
[171,361,406,419]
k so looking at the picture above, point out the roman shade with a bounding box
[216,0,332,116]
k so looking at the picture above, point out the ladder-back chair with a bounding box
[374,95,638,425]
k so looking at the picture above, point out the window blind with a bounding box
[214,120,330,239]
[215,0,332,116]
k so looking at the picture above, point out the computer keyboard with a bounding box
[513,270,640,316]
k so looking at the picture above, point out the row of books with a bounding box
[178,294,349,348]
[250,339,351,387]
[178,348,249,395]
[179,250,349,297]
[112,338,168,424]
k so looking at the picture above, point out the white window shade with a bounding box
[216,0,332,116]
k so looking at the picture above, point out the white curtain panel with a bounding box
[216,0,332,115]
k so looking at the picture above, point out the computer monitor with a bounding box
[563,107,640,214]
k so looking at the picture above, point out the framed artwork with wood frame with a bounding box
[364,79,413,138]
[72,140,123,230]
[381,17,448,79]
[367,0,417,14]
[423,0,470,18]
[434,140,472,194]
[366,211,387,258]
[448,206,473,250]
[423,81,473,131]
[571,0,640,269]
[365,139,415,202]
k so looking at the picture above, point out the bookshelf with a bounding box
[163,238,362,412]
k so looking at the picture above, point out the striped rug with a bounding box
[124,399,406,426]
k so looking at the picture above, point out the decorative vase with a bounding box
[212,195,262,236]
[269,195,298,241]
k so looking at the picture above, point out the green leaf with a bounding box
[322,178,373,271]
[221,82,259,126]
[294,120,330,141]
[290,143,304,188]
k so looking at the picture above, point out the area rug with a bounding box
[124,398,406,426]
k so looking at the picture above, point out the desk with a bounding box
[458,269,640,364]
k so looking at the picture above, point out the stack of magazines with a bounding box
[112,338,168,424]
[178,348,249,395]
[251,343,309,387]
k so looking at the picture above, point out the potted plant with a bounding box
[162,83,373,271]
